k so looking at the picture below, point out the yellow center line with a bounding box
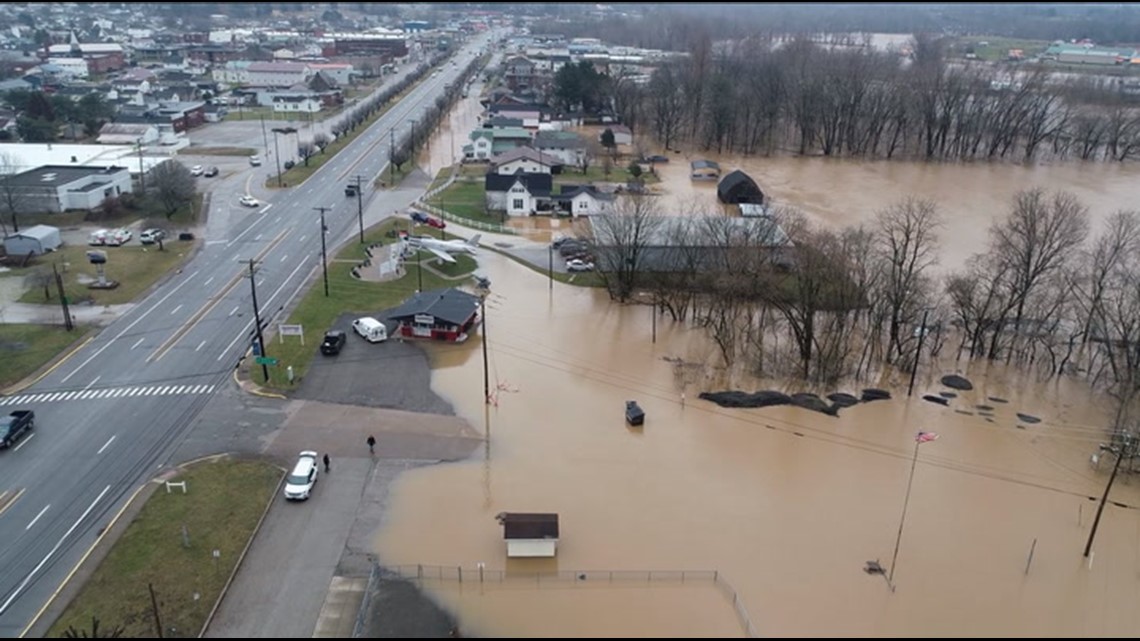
[147,229,291,363]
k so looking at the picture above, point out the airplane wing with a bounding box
[425,245,457,264]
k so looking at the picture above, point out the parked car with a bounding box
[203,166,219,177]
[320,330,347,356]
[425,216,446,229]
[283,451,319,500]
[283,159,295,170]
[190,165,204,176]
[0,410,34,449]
[566,259,595,272]
[139,229,166,245]
[410,211,430,225]
[239,195,261,208]
[87,229,110,246]
[558,241,589,258]
[645,154,670,164]
[103,228,132,247]
[249,155,262,166]
[352,316,388,343]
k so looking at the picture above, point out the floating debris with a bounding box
[939,391,958,399]
[827,392,859,407]
[1016,424,1027,430]
[976,404,995,412]
[941,374,974,391]
[791,393,838,416]
[988,396,1009,403]
[954,409,974,416]
[923,394,950,406]
[699,390,790,408]
[1016,413,1041,424]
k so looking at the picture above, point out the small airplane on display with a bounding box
[400,232,481,264]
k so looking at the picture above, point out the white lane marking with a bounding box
[61,272,199,383]
[84,376,100,390]
[110,389,126,398]
[204,276,215,286]
[0,398,12,406]
[12,432,33,452]
[26,505,49,530]
[254,234,263,241]
[130,337,145,350]
[299,235,306,243]
[226,209,273,248]
[196,340,207,351]
[259,204,273,214]
[94,390,111,399]
[257,279,264,288]
[128,388,141,396]
[280,254,289,262]
[170,304,183,315]
[98,435,116,454]
[43,393,61,402]
[0,484,110,616]
[274,216,281,223]
[229,306,239,317]
[26,394,44,403]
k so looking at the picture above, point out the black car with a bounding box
[203,166,219,177]
[320,330,347,356]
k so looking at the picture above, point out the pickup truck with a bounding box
[0,410,34,449]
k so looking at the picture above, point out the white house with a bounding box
[533,131,588,166]
[556,184,615,218]
[272,94,321,114]
[463,130,494,161]
[245,61,312,88]
[490,147,561,175]
[496,513,559,558]
[485,173,552,216]
[2,165,132,214]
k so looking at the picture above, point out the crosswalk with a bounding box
[0,384,217,406]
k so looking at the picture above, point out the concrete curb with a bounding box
[231,361,288,400]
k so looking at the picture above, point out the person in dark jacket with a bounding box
[323,453,331,473]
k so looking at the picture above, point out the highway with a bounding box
[0,32,495,636]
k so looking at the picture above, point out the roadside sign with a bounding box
[255,356,279,366]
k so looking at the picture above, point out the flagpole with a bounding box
[887,438,924,589]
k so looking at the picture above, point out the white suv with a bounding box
[283,451,319,500]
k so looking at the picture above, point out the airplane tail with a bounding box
[467,234,482,248]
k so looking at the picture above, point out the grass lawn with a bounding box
[181,147,258,157]
[222,106,275,122]
[46,458,282,639]
[376,163,415,189]
[425,252,478,278]
[426,181,504,226]
[0,324,91,389]
[253,218,477,388]
[14,241,197,306]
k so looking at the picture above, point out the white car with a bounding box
[566,259,595,272]
[190,165,203,176]
[283,451,319,501]
[239,195,261,208]
[103,228,132,247]
[139,228,166,245]
[249,155,262,166]
[87,229,110,246]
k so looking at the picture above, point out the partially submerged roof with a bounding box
[386,288,481,326]
[496,512,559,539]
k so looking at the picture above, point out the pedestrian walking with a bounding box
[367,435,376,455]
[323,453,331,473]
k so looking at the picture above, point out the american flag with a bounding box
[915,431,939,444]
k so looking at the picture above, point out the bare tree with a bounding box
[647,63,685,151]
[589,194,665,302]
[297,140,315,167]
[0,150,28,234]
[148,160,196,219]
[990,188,1089,360]
[312,131,330,153]
[1075,210,1140,345]
[874,196,942,363]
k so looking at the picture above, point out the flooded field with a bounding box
[375,67,1140,636]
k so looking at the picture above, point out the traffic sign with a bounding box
[255,356,279,366]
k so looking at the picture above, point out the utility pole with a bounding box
[481,295,489,404]
[651,298,656,344]
[54,263,72,331]
[389,128,395,183]
[247,259,268,382]
[136,139,146,195]
[148,582,164,638]
[315,207,330,297]
[354,175,365,243]
[1084,435,1133,557]
[907,308,930,397]
[272,131,282,187]
[259,115,269,160]
[548,243,553,291]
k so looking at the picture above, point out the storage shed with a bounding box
[3,224,62,257]
[717,170,765,205]
[495,512,560,558]
[690,159,721,181]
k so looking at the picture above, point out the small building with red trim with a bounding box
[387,288,481,343]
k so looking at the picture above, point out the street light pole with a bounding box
[272,132,282,187]
[355,176,365,244]
[315,207,330,297]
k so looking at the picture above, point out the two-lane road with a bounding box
[0,33,498,636]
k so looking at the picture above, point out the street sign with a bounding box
[255,356,279,366]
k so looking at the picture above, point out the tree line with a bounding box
[589,190,1140,426]
[620,35,1140,163]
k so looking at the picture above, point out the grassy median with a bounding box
[47,458,282,639]
[0,324,91,389]
[253,219,477,389]
[14,241,197,306]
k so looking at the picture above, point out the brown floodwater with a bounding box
[376,80,1140,637]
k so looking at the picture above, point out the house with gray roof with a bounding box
[0,165,132,214]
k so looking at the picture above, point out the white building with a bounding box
[212,61,252,85]
[3,165,132,214]
[490,147,560,175]
[45,57,89,79]
[245,61,312,88]
[272,94,321,114]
